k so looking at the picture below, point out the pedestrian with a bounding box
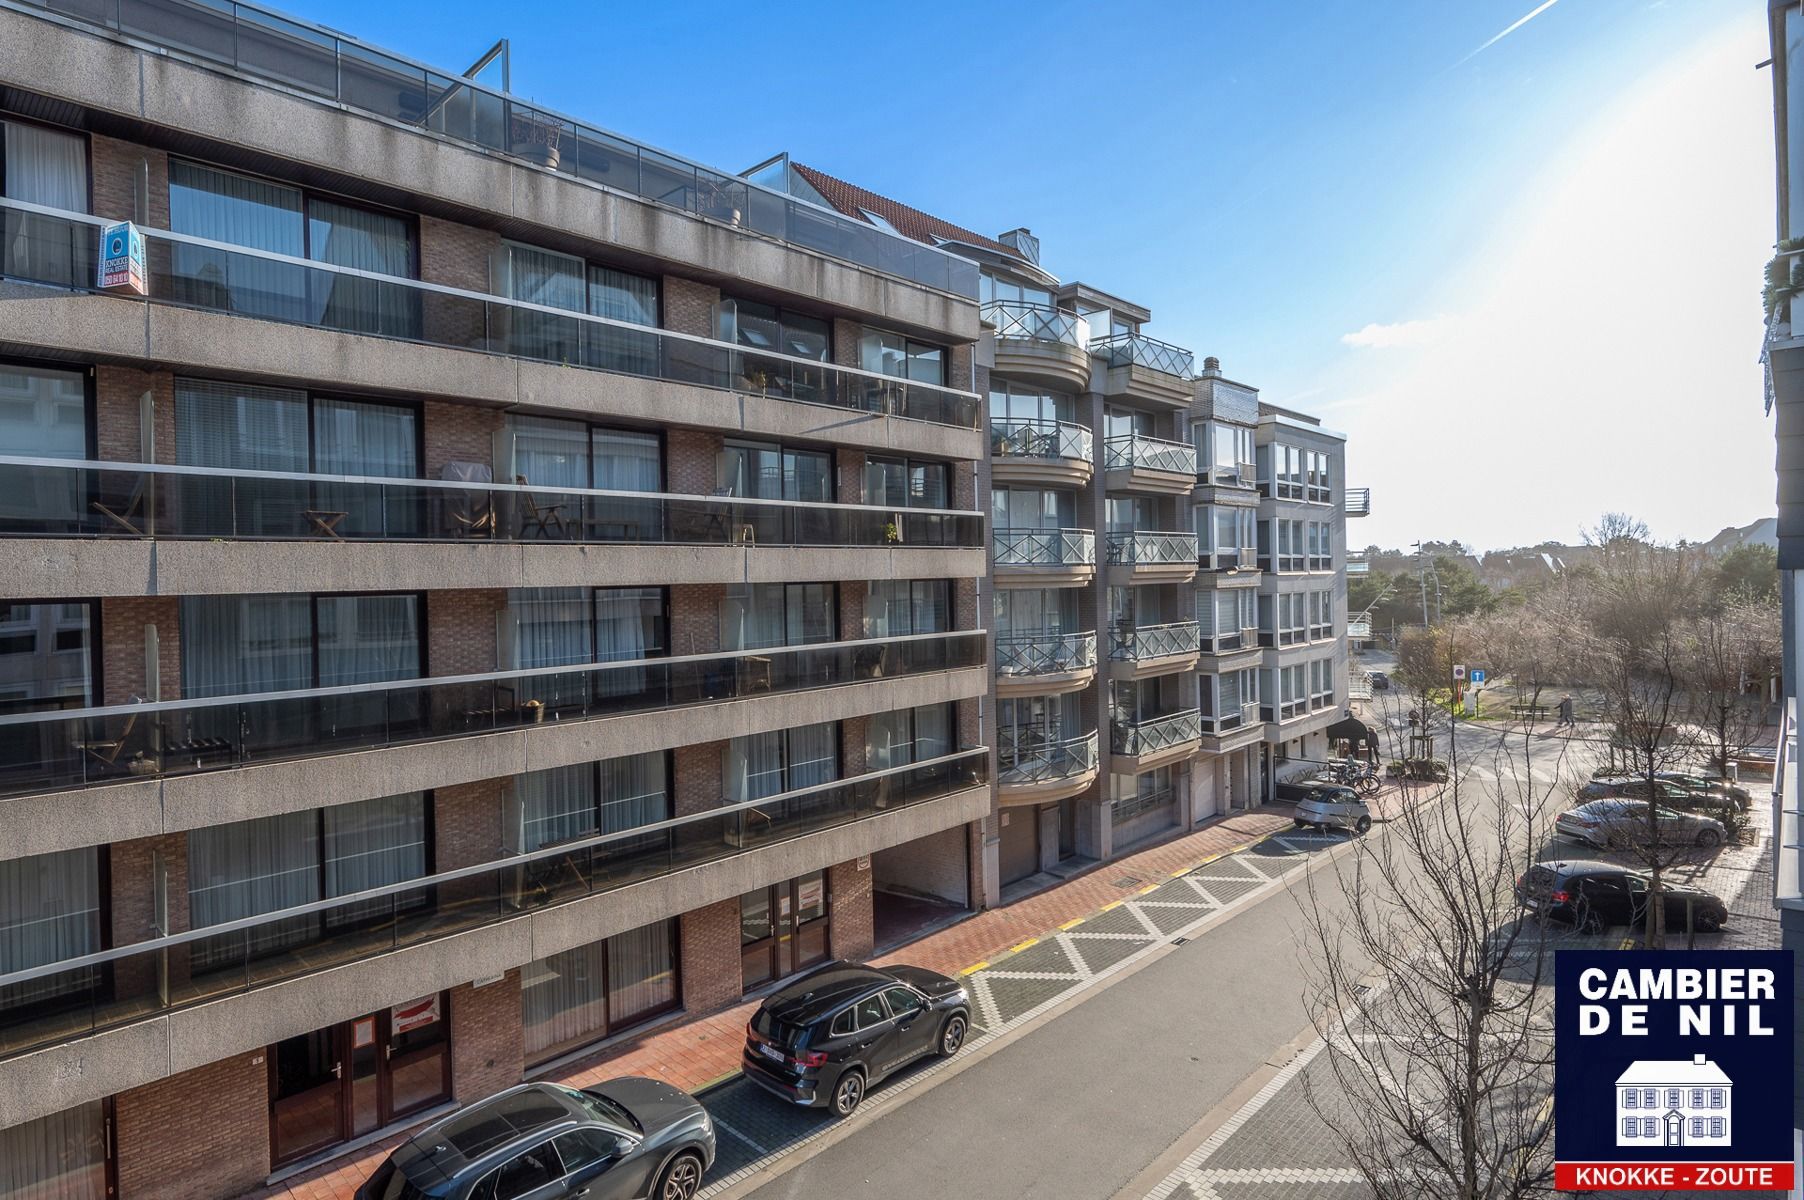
[1556,695,1574,728]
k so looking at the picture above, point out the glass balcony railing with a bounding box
[0,200,982,429]
[990,418,1092,463]
[4,0,977,296]
[0,457,983,548]
[1089,333,1194,379]
[992,527,1096,568]
[982,301,1089,350]
[1201,546,1259,572]
[1105,530,1199,566]
[1345,488,1372,517]
[0,747,988,1063]
[995,630,1096,678]
[0,630,984,799]
[1111,710,1203,757]
[1199,704,1259,735]
[1103,433,1197,476]
[998,730,1098,788]
[1109,620,1201,662]
[1199,624,1258,654]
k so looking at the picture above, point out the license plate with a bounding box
[758,1043,785,1063]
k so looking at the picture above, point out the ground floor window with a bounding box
[0,1099,110,1200]
[520,918,680,1065]
[741,871,830,992]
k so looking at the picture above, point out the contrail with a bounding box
[1457,0,1562,66]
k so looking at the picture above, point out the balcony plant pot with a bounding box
[508,113,563,170]
[522,699,546,724]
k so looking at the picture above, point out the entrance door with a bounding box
[740,873,831,992]
[999,809,1039,886]
[269,995,451,1167]
[1664,1113,1684,1146]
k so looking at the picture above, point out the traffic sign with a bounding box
[1452,664,1467,681]
[1470,669,1487,685]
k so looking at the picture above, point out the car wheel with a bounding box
[656,1152,704,1200]
[1354,816,1372,835]
[1293,819,1309,829]
[1695,828,1722,848]
[830,1068,866,1118]
[939,1013,968,1057]
[1696,910,1725,932]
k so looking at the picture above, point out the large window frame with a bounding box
[519,917,681,1065]
[179,590,426,698]
[0,598,98,715]
[859,327,946,386]
[0,355,94,460]
[0,117,92,289]
[863,454,950,511]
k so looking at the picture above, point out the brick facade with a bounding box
[100,596,181,704]
[672,741,725,818]
[662,277,718,339]
[89,134,170,228]
[114,1051,267,1200]
[665,428,720,496]
[871,825,970,907]
[669,584,723,656]
[450,973,524,1102]
[94,367,175,464]
[434,780,506,868]
[835,448,865,503]
[678,898,742,1014]
[109,832,190,998]
[841,715,869,779]
[422,399,503,480]
[426,590,503,676]
[418,216,500,351]
[828,859,874,961]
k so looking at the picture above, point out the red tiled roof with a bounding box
[791,163,1025,261]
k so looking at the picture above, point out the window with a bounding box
[520,918,679,1064]
[1710,1117,1725,1137]
[864,455,949,510]
[2,119,88,287]
[497,244,659,372]
[491,1144,561,1200]
[1199,505,1255,570]
[865,580,950,638]
[504,414,662,493]
[721,583,836,650]
[1691,1087,1705,1108]
[1262,592,1307,648]
[727,722,840,802]
[503,587,668,682]
[0,360,87,460]
[0,848,102,1017]
[1666,1088,1680,1108]
[1622,1117,1637,1138]
[1110,767,1175,825]
[720,440,832,502]
[509,751,669,854]
[1642,1088,1656,1108]
[989,380,1073,425]
[992,486,1076,531]
[867,703,954,771]
[883,987,925,1019]
[855,993,890,1028]
[0,1101,110,1200]
[1623,1088,1638,1109]
[1709,1088,1724,1108]
[860,328,945,386]
[0,601,93,714]
[718,299,830,403]
[1641,1117,1657,1139]
[980,273,1052,308]
[180,593,421,698]
[830,1009,856,1037]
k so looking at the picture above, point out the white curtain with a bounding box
[598,751,668,833]
[0,849,99,1012]
[316,594,420,686]
[592,428,661,491]
[910,580,949,635]
[181,594,313,698]
[865,581,905,639]
[788,584,835,645]
[3,121,88,288]
[522,939,608,1059]
[504,588,592,708]
[594,588,658,700]
[503,244,584,363]
[606,919,675,1024]
[720,585,783,651]
[866,710,905,772]
[307,195,414,335]
[312,398,417,478]
[726,731,786,804]
[188,809,319,968]
[517,762,596,851]
[913,704,952,761]
[786,722,839,791]
[175,378,311,472]
[0,1101,108,1200]
[507,414,588,488]
[169,160,306,322]
[322,793,427,927]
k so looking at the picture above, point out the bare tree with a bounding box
[1297,681,1571,1199]
[1684,597,1781,782]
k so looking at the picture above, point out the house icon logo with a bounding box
[1614,1055,1731,1147]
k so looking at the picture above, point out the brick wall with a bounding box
[871,826,969,907]
[101,597,181,704]
[419,217,500,350]
[666,429,720,495]
[948,343,974,392]
[95,367,175,464]
[422,400,503,480]
[450,973,524,1102]
[953,459,976,509]
[966,822,988,912]
[90,134,169,228]
[669,584,722,656]
[839,581,866,641]
[115,1051,267,1200]
[672,740,725,817]
[828,859,873,961]
[679,898,742,1013]
[427,590,503,676]
[434,780,506,868]
[109,831,191,998]
[836,448,865,503]
[662,277,719,338]
[830,319,861,369]
[841,715,868,779]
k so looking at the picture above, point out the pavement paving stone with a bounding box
[1067,933,1155,974]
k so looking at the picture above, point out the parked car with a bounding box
[1275,776,1347,803]
[742,961,970,1117]
[1655,771,1751,811]
[1515,860,1728,932]
[355,1080,714,1200]
[1368,671,1391,691]
[1577,776,1740,817]
[1554,799,1726,850]
[1293,786,1372,834]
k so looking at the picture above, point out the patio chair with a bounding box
[513,475,568,539]
[76,710,139,768]
[91,476,146,536]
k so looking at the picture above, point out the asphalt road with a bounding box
[729,722,1580,1200]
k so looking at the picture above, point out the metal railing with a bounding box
[0,199,982,428]
[996,630,1097,677]
[1105,530,1199,566]
[0,456,983,548]
[1347,618,1372,640]
[990,418,1092,463]
[3,0,978,297]
[0,630,984,799]
[1199,704,1259,735]
[1089,332,1194,378]
[1346,560,1370,576]
[998,730,1099,787]
[1199,625,1257,654]
[1201,546,1258,572]
[993,527,1096,567]
[1344,488,1372,517]
[1103,433,1197,475]
[1109,621,1201,662]
[982,301,1089,350]
[1111,710,1202,757]
[0,748,987,1063]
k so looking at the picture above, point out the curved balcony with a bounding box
[1090,333,1193,408]
[1105,530,1199,584]
[1108,620,1202,678]
[982,301,1093,393]
[990,418,1094,487]
[993,527,1096,587]
[0,630,985,800]
[1103,433,1198,496]
[1,200,981,429]
[995,630,1098,697]
[1110,710,1203,772]
[0,748,989,1065]
[998,730,1100,806]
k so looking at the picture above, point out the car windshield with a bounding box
[563,1087,640,1135]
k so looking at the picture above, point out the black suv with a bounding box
[355,1080,714,1200]
[742,961,971,1117]
[1515,860,1728,933]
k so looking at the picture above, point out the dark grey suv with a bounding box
[355,1080,714,1200]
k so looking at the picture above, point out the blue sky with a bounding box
[292,0,1768,551]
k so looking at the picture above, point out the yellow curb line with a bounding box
[1099,900,1123,912]
[696,1069,740,1092]
[1010,937,1039,953]
[959,961,988,976]
[1058,918,1085,931]
[1137,883,1160,895]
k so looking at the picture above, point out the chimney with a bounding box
[1693,1054,1707,1066]
[1199,356,1222,378]
[997,227,1040,266]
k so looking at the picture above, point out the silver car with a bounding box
[1555,799,1725,850]
[1293,786,1372,835]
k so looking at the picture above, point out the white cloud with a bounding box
[1339,315,1459,349]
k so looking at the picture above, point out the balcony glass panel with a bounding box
[1105,531,1199,565]
[995,630,1096,677]
[989,419,1092,463]
[997,730,1098,787]
[1089,333,1194,378]
[1111,710,1202,756]
[1103,433,1197,475]
[982,301,1088,349]
[992,528,1096,567]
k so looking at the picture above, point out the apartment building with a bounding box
[768,163,1355,891]
[1761,1,1804,1186]
[0,5,994,1196]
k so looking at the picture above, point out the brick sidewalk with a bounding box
[257,802,1300,1200]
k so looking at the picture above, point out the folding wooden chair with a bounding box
[77,711,139,767]
[90,476,146,536]
[513,475,568,539]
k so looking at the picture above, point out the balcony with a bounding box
[992,527,1096,586]
[1103,433,1198,495]
[1346,558,1370,577]
[983,301,1092,392]
[1199,461,1259,491]
[0,200,982,431]
[997,730,1099,805]
[0,748,988,1067]
[1199,625,1260,656]
[1345,488,1372,518]
[1105,530,1199,584]
[1090,333,1193,408]
[989,418,1094,488]
[1109,621,1202,677]
[0,457,984,596]
[1198,703,1264,752]
[995,630,1097,696]
[1200,546,1259,573]
[1109,710,1203,771]
[1347,618,1372,640]
[3,0,976,297]
[0,630,984,800]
